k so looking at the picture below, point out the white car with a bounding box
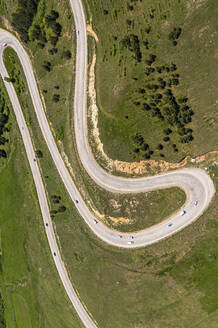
[194,200,198,206]
[180,210,186,216]
[127,241,134,245]
[93,219,98,224]
[2,43,7,47]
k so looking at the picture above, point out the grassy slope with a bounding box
[1,1,218,327]
[85,0,218,163]
[3,32,218,328]
[3,43,186,234]
[0,99,83,327]
[6,56,217,327]
[50,160,218,328]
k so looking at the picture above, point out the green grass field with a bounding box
[0,145,83,328]
[4,55,218,326]
[2,43,186,234]
[1,0,218,327]
[84,0,218,163]
[0,98,83,327]
[35,138,218,328]
[2,26,218,328]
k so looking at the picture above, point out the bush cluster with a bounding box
[168,27,182,46]
[0,88,9,158]
[50,194,67,218]
[12,0,40,42]
[31,9,61,46]
[120,34,142,62]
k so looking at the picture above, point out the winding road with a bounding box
[0,0,215,327]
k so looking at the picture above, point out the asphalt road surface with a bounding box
[0,1,215,327]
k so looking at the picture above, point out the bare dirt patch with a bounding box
[87,24,99,43]
[108,216,131,225]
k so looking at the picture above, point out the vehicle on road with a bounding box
[168,223,173,227]
[127,241,134,245]
[46,223,48,227]
[33,158,36,162]
[2,43,7,47]
[53,252,56,256]
[180,210,186,216]
[93,219,98,224]
[75,200,79,204]
[194,200,198,206]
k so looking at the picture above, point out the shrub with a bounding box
[142,103,151,111]
[144,153,150,159]
[120,34,142,62]
[143,40,149,49]
[58,205,66,212]
[0,136,8,145]
[145,26,151,34]
[0,149,7,158]
[157,144,163,150]
[52,94,60,102]
[42,61,51,72]
[36,150,43,158]
[163,136,170,142]
[62,50,72,59]
[145,67,155,76]
[164,128,172,135]
[142,143,149,151]
[50,210,57,215]
[127,3,134,11]
[45,10,59,24]
[168,27,182,41]
[38,42,45,49]
[48,48,58,55]
[51,22,62,37]
[50,36,58,46]
[132,133,144,145]
[4,77,15,83]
